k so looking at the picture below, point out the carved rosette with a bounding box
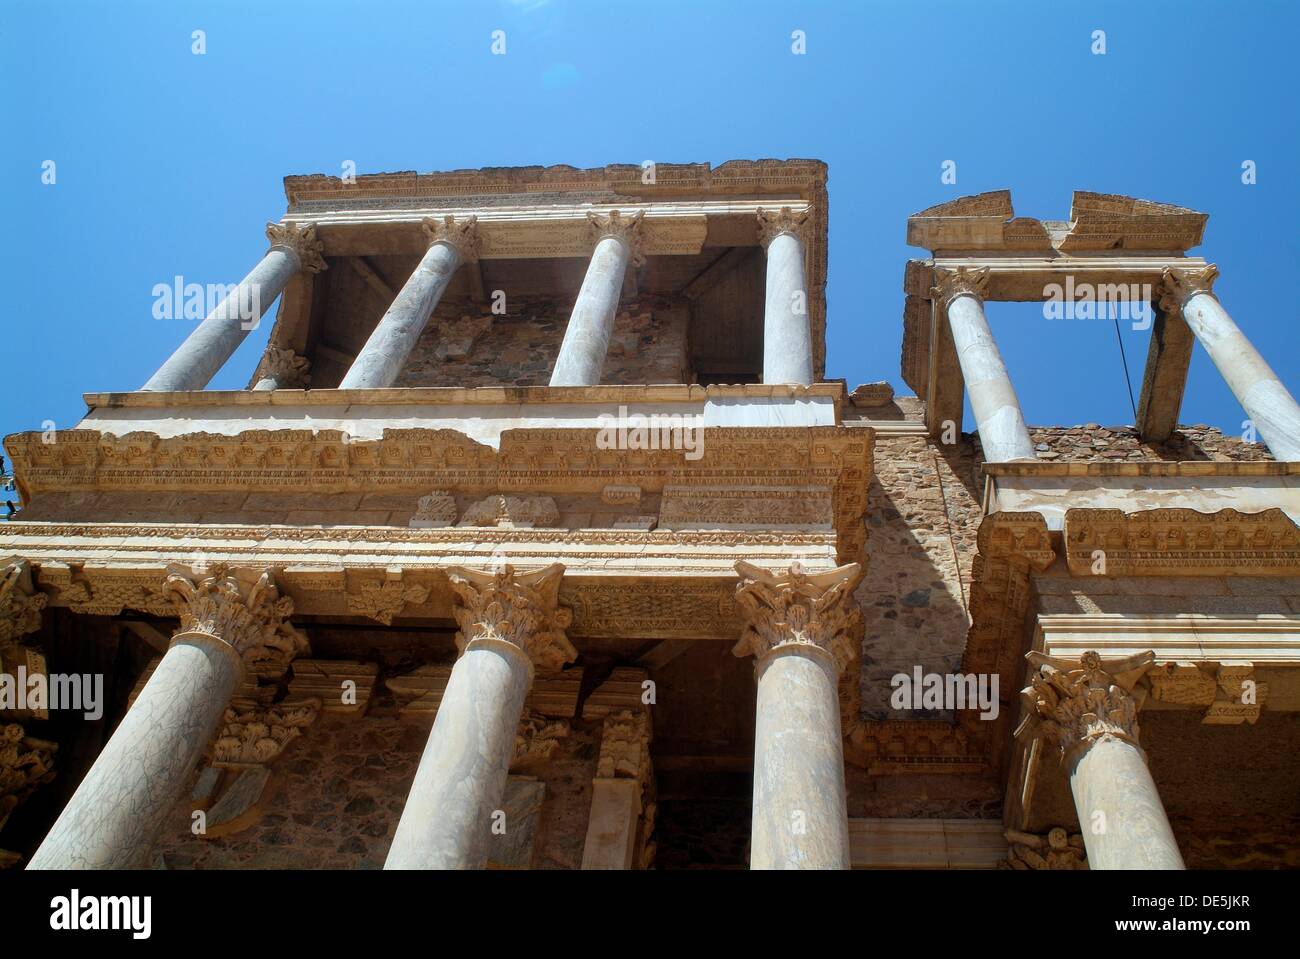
[1157,263,1219,314]
[930,265,991,307]
[1017,649,1156,764]
[756,206,810,249]
[265,222,327,274]
[446,564,576,672]
[164,564,306,669]
[588,210,646,266]
[732,560,863,675]
[422,214,481,262]
[257,346,311,388]
[0,558,46,650]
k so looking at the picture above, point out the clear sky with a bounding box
[2,0,1297,466]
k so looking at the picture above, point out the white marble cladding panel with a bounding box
[701,396,835,428]
[990,475,1300,528]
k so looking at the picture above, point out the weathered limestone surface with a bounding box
[734,560,861,870]
[340,216,478,389]
[142,224,324,391]
[550,212,643,387]
[758,208,814,386]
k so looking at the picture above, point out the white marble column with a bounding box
[252,346,311,391]
[733,560,862,870]
[385,564,575,870]
[339,215,479,389]
[142,224,326,392]
[757,207,815,386]
[549,211,644,386]
[1160,265,1300,460]
[1020,650,1185,870]
[931,266,1037,462]
[27,566,304,869]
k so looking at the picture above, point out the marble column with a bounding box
[339,215,479,389]
[252,346,311,391]
[757,207,815,386]
[1160,265,1300,460]
[733,560,862,870]
[142,223,326,392]
[1020,649,1185,870]
[27,566,303,870]
[931,266,1036,462]
[549,211,644,387]
[385,564,575,869]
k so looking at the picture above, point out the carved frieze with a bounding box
[659,485,834,529]
[409,490,458,528]
[458,495,560,529]
[562,580,739,639]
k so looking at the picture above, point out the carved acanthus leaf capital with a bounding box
[265,222,327,274]
[0,558,47,650]
[423,214,481,262]
[164,564,306,669]
[756,206,810,249]
[588,210,646,266]
[1017,649,1155,762]
[258,347,311,388]
[211,698,320,767]
[733,560,863,675]
[447,563,576,671]
[1157,263,1219,314]
[931,265,991,306]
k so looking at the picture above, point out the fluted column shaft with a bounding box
[27,567,300,869]
[550,211,643,386]
[933,266,1036,462]
[734,561,862,870]
[758,208,815,385]
[142,224,325,392]
[1161,266,1300,460]
[1020,650,1184,871]
[340,216,478,389]
[385,565,574,869]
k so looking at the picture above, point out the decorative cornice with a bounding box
[587,210,645,266]
[211,698,320,767]
[732,560,862,675]
[1157,263,1219,313]
[164,564,307,669]
[446,564,576,671]
[756,206,810,249]
[422,214,481,261]
[257,347,311,388]
[0,558,46,649]
[1063,507,1300,576]
[265,222,327,274]
[930,265,990,307]
[1016,650,1156,765]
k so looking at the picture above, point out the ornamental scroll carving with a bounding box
[732,560,863,675]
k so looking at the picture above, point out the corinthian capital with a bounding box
[265,222,327,274]
[423,214,481,262]
[164,564,306,669]
[0,558,47,649]
[446,564,576,671]
[258,346,311,388]
[588,210,645,266]
[733,560,863,675]
[756,206,810,249]
[1017,650,1155,764]
[1157,263,1219,314]
[930,266,990,306]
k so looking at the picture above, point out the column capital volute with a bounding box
[587,209,645,266]
[732,560,863,676]
[0,557,47,649]
[1016,649,1155,765]
[422,214,481,262]
[756,206,810,249]
[930,265,991,307]
[1157,263,1219,314]
[163,563,306,670]
[446,563,576,672]
[265,222,327,274]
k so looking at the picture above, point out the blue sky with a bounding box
[2,0,1297,463]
